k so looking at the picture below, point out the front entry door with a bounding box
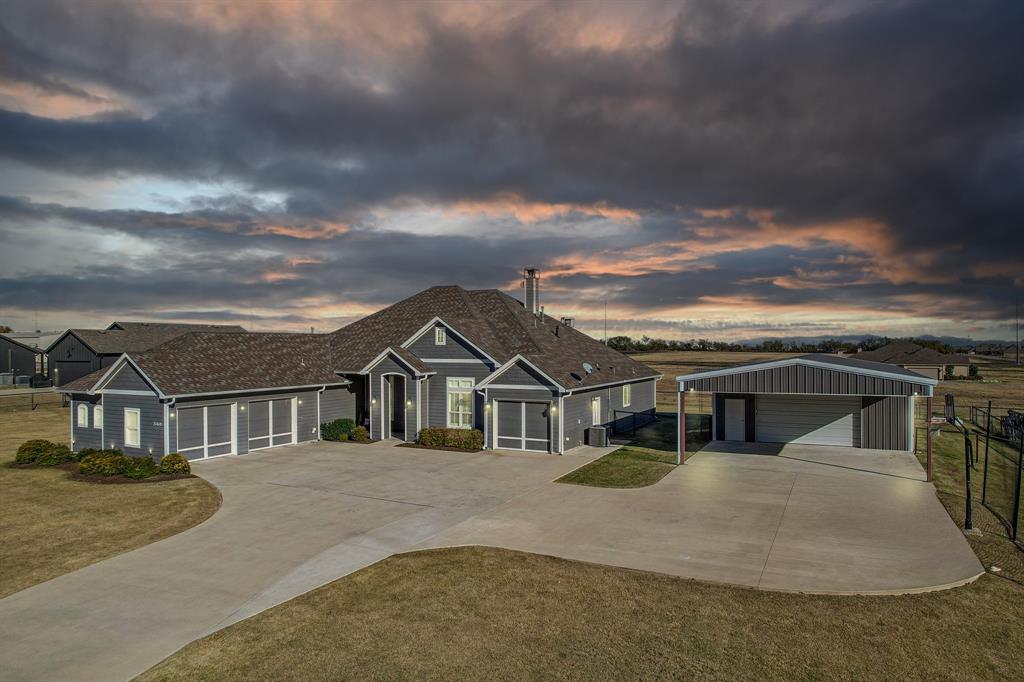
[724,398,746,441]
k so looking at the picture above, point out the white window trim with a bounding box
[124,408,141,448]
[591,396,602,425]
[446,377,473,429]
[435,327,447,345]
[77,403,88,427]
[93,405,103,429]
[622,384,632,408]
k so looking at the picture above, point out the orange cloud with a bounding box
[447,192,639,224]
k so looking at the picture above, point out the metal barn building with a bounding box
[676,354,937,461]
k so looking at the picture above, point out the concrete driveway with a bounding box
[419,441,983,594]
[0,440,982,681]
[0,441,605,682]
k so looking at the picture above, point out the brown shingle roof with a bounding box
[58,367,109,393]
[130,332,346,396]
[330,286,659,389]
[51,323,246,355]
[851,341,970,367]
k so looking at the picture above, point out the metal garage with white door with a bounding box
[676,354,938,460]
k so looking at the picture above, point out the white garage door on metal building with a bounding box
[755,395,861,447]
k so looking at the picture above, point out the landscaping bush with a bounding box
[35,444,74,466]
[74,447,102,462]
[351,425,369,442]
[321,418,356,441]
[418,427,484,451]
[338,433,349,441]
[79,450,130,476]
[15,439,57,465]
[124,456,160,480]
[160,453,191,475]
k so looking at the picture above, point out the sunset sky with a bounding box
[0,0,1021,341]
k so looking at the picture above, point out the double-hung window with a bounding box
[76,404,88,427]
[591,396,602,425]
[435,327,447,345]
[124,408,141,448]
[93,405,103,429]
[622,384,632,408]
[447,377,473,428]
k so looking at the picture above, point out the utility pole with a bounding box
[1016,297,1020,366]
[604,297,608,344]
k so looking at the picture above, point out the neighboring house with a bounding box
[46,322,247,386]
[850,341,971,380]
[59,272,661,461]
[0,334,42,384]
[677,354,937,452]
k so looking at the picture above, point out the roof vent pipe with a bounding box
[524,268,540,315]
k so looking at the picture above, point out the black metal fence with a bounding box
[976,406,1024,545]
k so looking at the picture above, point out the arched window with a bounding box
[77,404,88,427]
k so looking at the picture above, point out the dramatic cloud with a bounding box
[0,0,1021,340]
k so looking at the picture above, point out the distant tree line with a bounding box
[606,335,955,355]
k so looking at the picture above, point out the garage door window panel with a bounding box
[271,398,294,446]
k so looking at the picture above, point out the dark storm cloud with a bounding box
[0,0,1021,333]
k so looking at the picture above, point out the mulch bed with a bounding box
[396,443,482,453]
[7,460,195,484]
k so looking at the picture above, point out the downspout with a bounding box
[317,386,326,440]
[164,397,176,455]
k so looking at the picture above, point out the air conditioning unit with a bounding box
[586,426,608,447]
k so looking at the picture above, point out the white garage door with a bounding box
[755,395,861,447]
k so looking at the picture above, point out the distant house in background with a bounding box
[850,341,971,380]
[46,322,247,386]
[0,334,44,385]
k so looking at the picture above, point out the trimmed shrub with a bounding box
[124,456,159,480]
[351,425,369,442]
[79,451,130,476]
[321,418,356,441]
[160,453,191,475]
[74,447,102,462]
[418,428,484,451]
[35,444,74,466]
[15,440,56,465]
[338,433,349,441]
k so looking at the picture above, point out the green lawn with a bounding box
[0,395,222,597]
[556,413,709,488]
[138,546,1024,682]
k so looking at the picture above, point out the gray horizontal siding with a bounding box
[102,393,165,459]
[407,323,494,363]
[423,362,492,430]
[103,362,156,392]
[491,362,558,388]
[320,385,358,425]
[70,396,102,451]
[680,364,929,397]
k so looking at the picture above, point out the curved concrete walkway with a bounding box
[0,440,981,681]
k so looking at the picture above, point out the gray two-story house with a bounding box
[60,272,661,461]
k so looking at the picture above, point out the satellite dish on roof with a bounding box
[582,362,594,375]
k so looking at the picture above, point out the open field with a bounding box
[139,546,1023,682]
[0,393,221,598]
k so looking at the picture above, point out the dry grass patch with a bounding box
[138,546,1024,682]
[0,396,221,598]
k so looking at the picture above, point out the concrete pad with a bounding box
[0,439,982,681]
[418,442,982,594]
[0,441,600,682]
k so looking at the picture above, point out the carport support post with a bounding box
[926,396,933,482]
[677,391,686,465]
